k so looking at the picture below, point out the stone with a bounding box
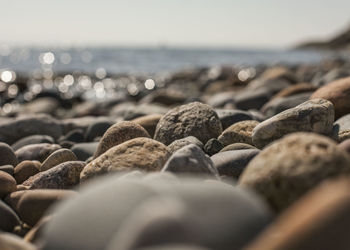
[42,174,271,250]
[334,113,350,132]
[94,121,150,158]
[80,138,170,181]
[6,189,76,226]
[0,232,37,250]
[310,76,350,119]
[139,89,188,106]
[85,120,114,142]
[234,88,272,111]
[252,99,334,148]
[271,82,316,99]
[40,149,77,171]
[14,161,41,184]
[245,178,350,250]
[168,136,204,154]
[211,149,260,179]
[18,97,59,115]
[218,120,259,147]
[15,143,61,163]
[25,215,51,245]
[0,142,18,167]
[71,142,98,161]
[206,91,235,108]
[220,143,257,152]
[132,114,163,138]
[239,132,350,211]
[215,109,261,130]
[0,200,21,232]
[154,102,222,145]
[0,115,62,145]
[338,130,350,142]
[162,144,218,177]
[11,135,55,151]
[23,161,85,189]
[59,129,85,143]
[0,164,14,175]
[338,139,350,154]
[204,138,223,156]
[0,171,16,198]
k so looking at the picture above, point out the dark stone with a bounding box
[204,138,223,156]
[70,142,98,161]
[12,135,55,151]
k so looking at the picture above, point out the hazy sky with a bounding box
[1,0,350,48]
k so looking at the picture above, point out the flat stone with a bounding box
[252,99,334,148]
[168,136,204,154]
[15,143,61,163]
[220,143,257,152]
[0,142,18,167]
[162,144,218,178]
[218,120,259,147]
[11,135,55,151]
[239,132,350,211]
[23,161,85,189]
[0,164,14,175]
[0,171,16,198]
[80,138,170,181]
[211,149,260,179]
[40,148,77,171]
[14,161,41,184]
[71,142,98,161]
[94,121,150,158]
[154,102,222,145]
[0,200,21,232]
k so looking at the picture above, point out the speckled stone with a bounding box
[94,121,150,158]
[80,138,170,181]
[204,138,223,156]
[154,102,222,145]
[239,132,350,211]
[220,143,257,152]
[218,120,259,147]
[252,99,334,148]
[40,148,77,171]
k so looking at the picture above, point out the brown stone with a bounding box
[0,171,16,198]
[14,161,41,184]
[15,143,61,163]
[40,148,77,171]
[0,142,18,167]
[0,232,37,250]
[311,76,350,119]
[218,120,259,147]
[272,83,316,99]
[132,114,163,138]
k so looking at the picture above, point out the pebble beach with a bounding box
[1,50,350,249]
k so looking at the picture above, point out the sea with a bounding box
[0,46,347,76]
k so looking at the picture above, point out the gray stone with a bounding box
[0,200,21,232]
[334,114,350,132]
[215,109,261,130]
[168,136,204,154]
[71,142,98,161]
[85,120,114,142]
[11,135,55,151]
[0,165,14,175]
[15,143,61,163]
[204,138,223,156]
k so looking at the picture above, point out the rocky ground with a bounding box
[1,58,350,249]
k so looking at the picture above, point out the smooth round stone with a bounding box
[338,139,350,154]
[239,132,350,211]
[60,116,115,135]
[40,148,77,172]
[204,138,223,156]
[211,149,260,179]
[168,136,204,154]
[311,76,350,119]
[94,121,150,158]
[71,142,98,161]
[246,178,350,250]
[139,89,187,106]
[162,144,218,178]
[234,88,272,111]
[132,114,163,138]
[80,138,170,181]
[0,171,16,198]
[0,115,62,145]
[0,200,21,232]
[11,135,55,151]
[59,140,75,149]
[6,189,76,226]
[0,164,14,175]
[334,113,350,132]
[85,120,114,142]
[59,129,85,143]
[252,99,335,148]
[42,174,271,250]
[218,120,259,147]
[261,92,312,118]
[14,161,41,184]
[206,91,235,108]
[154,102,222,145]
[0,232,37,250]
[215,109,261,130]
[23,161,85,190]
[0,142,18,167]
[271,82,316,99]
[220,143,257,152]
[15,143,61,163]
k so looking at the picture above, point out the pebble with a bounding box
[40,148,77,171]
[70,142,98,161]
[80,138,170,181]
[132,114,163,138]
[0,232,37,250]
[215,109,261,130]
[234,88,272,110]
[239,132,350,211]
[11,135,55,151]
[0,200,21,232]
[23,161,85,189]
[0,171,17,198]
[271,82,316,99]
[14,161,41,184]
[154,102,222,145]
[311,76,350,119]
[252,99,334,148]
[94,121,150,158]
[0,164,15,175]
[0,142,18,167]
[204,138,223,156]
[218,120,259,147]
[85,120,114,142]
[220,143,257,152]
[162,144,219,178]
[168,136,204,154]
[42,174,271,250]
[211,149,260,179]
[15,143,61,163]
[338,139,350,154]
[59,129,85,143]
[334,113,350,132]
[25,215,51,245]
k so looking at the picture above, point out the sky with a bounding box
[0,0,350,49]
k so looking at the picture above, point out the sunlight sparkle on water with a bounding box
[144,79,155,90]
[39,52,55,65]
[1,70,16,83]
